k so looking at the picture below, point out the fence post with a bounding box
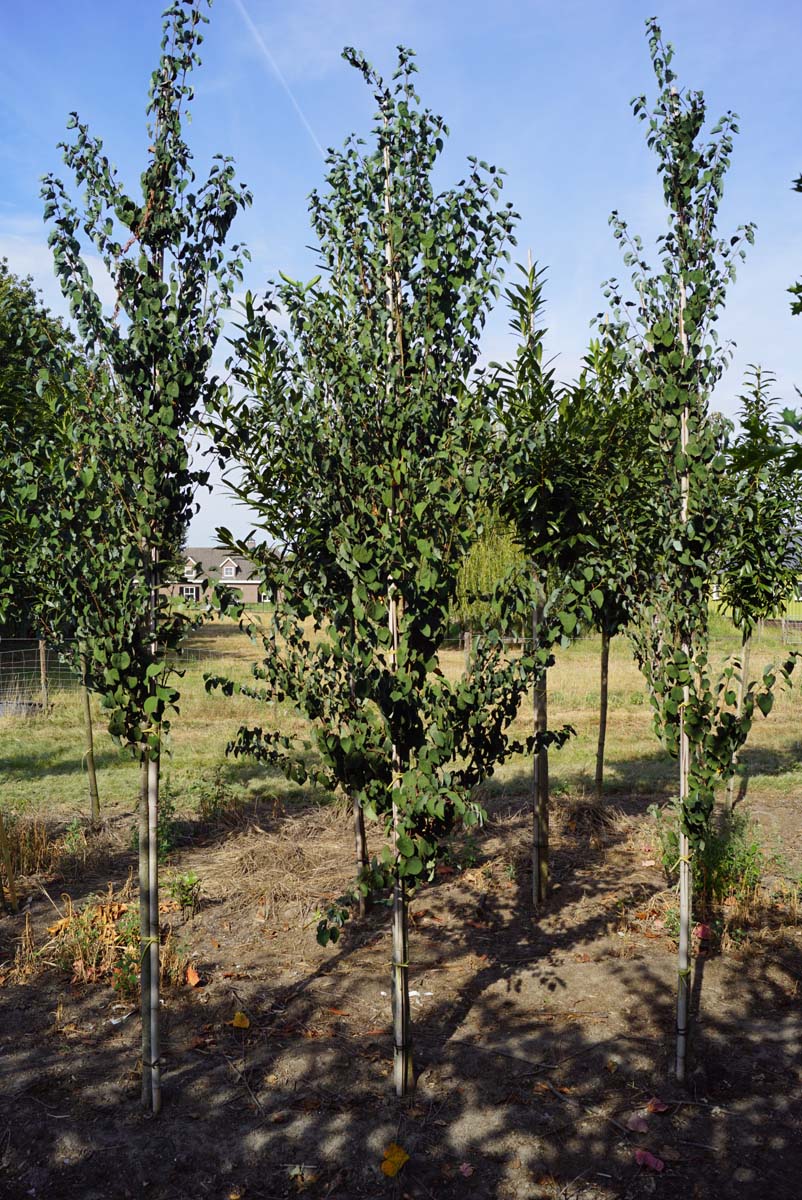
[38,639,49,711]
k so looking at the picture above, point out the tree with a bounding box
[36,0,250,1112]
[493,263,602,904]
[209,48,567,1096]
[718,366,802,805]
[603,18,794,1081]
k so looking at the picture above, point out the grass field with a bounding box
[2,612,800,868]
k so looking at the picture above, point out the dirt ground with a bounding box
[1,786,801,1200]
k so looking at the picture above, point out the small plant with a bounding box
[167,869,202,917]
[650,801,766,915]
[63,817,86,859]
[129,780,180,864]
[187,766,240,824]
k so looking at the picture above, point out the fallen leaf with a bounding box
[574,952,591,962]
[459,1163,475,1178]
[646,1097,669,1114]
[231,1011,250,1029]
[327,1007,349,1016]
[627,1113,649,1133]
[362,1028,387,1036]
[381,1143,410,1178]
[186,964,201,988]
[659,1146,682,1162]
[634,1149,665,1172]
[640,859,656,867]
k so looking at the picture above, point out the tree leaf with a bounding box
[380,1143,410,1177]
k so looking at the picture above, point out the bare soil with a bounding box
[1,789,801,1200]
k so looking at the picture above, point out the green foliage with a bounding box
[651,800,766,909]
[167,868,202,915]
[719,366,802,633]
[600,18,797,847]
[208,49,571,925]
[453,511,525,632]
[26,0,250,759]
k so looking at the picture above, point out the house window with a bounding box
[223,564,236,578]
[180,585,199,601]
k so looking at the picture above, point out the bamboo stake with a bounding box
[138,758,151,1108]
[38,639,48,712]
[0,808,18,912]
[676,273,692,1085]
[80,654,101,827]
[594,628,611,801]
[532,593,549,907]
[147,748,161,1114]
[383,120,412,1096]
[727,633,751,811]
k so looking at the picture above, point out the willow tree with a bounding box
[38,0,249,1112]
[211,49,571,1097]
[604,19,794,1082]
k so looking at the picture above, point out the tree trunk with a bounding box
[0,809,18,912]
[147,749,162,1114]
[353,794,369,918]
[727,633,751,811]
[595,628,611,801]
[80,655,101,827]
[138,758,152,1108]
[38,639,48,712]
[532,598,549,907]
[391,872,413,1096]
[676,731,691,1084]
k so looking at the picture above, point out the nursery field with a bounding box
[0,616,801,1200]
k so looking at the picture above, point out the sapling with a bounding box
[37,0,249,1111]
[209,49,573,1095]
[604,19,795,1080]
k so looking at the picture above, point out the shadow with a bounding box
[1,784,801,1200]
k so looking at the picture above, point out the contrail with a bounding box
[231,0,326,159]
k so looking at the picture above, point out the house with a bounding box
[163,546,271,606]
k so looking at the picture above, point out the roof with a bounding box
[183,547,259,582]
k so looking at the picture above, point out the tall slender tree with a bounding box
[603,19,794,1081]
[210,49,572,1096]
[36,0,250,1112]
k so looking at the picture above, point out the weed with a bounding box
[5,814,58,876]
[187,766,240,824]
[167,869,202,917]
[129,780,180,863]
[650,800,767,915]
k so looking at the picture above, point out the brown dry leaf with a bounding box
[659,1146,681,1162]
[380,1143,410,1178]
[646,1097,669,1114]
[186,964,201,988]
[327,1007,348,1016]
[231,1011,250,1029]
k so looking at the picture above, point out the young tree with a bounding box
[718,366,802,805]
[604,19,794,1081]
[493,263,606,903]
[37,0,250,1112]
[210,49,569,1096]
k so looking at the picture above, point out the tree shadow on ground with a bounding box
[2,788,801,1200]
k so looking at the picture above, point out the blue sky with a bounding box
[2,0,800,541]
